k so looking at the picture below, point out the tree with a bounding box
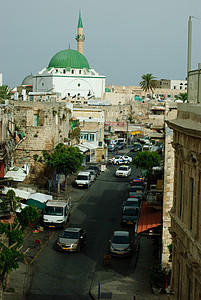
[6,190,21,213]
[42,144,84,190]
[0,221,24,291]
[133,151,161,186]
[0,85,11,100]
[18,205,40,230]
[175,92,187,102]
[139,74,158,98]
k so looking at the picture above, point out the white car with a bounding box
[116,165,131,177]
[110,155,125,165]
[122,155,132,164]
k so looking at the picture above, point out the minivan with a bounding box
[75,171,92,188]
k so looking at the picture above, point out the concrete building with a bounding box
[72,108,105,162]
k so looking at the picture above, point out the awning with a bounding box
[25,199,46,210]
[137,201,162,234]
[28,192,52,203]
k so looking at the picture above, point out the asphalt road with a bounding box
[25,151,140,300]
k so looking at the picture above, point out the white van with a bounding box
[43,200,71,228]
[75,171,92,188]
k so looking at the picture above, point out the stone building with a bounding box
[162,102,178,266]
[12,101,71,183]
[167,102,201,299]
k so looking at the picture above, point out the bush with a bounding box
[18,206,40,229]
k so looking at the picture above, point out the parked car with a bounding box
[109,231,134,257]
[129,185,143,200]
[75,171,92,188]
[131,143,142,152]
[86,169,96,181]
[56,227,87,252]
[86,165,100,176]
[130,178,144,188]
[123,198,140,209]
[116,165,131,177]
[121,207,139,226]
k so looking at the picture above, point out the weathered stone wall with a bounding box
[167,103,201,299]
[12,101,71,183]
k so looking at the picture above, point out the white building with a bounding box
[33,13,105,99]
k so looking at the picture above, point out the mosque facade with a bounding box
[32,12,105,99]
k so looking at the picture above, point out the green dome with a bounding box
[48,48,90,69]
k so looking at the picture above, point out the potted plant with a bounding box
[149,264,167,295]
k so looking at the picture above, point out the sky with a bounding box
[1,0,201,88]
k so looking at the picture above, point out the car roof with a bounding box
[64,228,81,232]
[113,231,129,237]
[126,198,139,202]
[78,171,90,176]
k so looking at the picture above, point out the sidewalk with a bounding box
[90,237,170,300]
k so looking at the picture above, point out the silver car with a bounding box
[109,231,133,257]
[57,227,86,252]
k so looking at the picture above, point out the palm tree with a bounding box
[0,85,11,100]
[175,92,187,102]
[139,74,157,98]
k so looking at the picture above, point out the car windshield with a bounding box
[123,208,138,216]
[45,206,63,216]
[112,234,129,244]
[125,201,139,207]
[61,231,79,239]
[118,167,128,171]
[77,175,88,180]
[87,170,94,175]
[131,186,142,192]
[115,156,121,159]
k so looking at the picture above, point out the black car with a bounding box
[57,227,87,252]
[87,165,100,176]
[131,143,142,152]
[121,207,139,226]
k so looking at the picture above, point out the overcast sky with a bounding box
[1,0,201,88]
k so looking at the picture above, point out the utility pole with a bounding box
[187,16,192,103]
[126,120,129,150]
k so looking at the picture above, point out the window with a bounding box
[180,86,182,89]
[78,83,80,87]
[174,86,176,89]
[34,114,39,126]
[189,178,194,230]
[71,70,74,74]
[63,69,66,74]
[179,170,183,218]
[41,83,44,86]
[79,70,81,74]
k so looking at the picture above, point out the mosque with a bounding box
[30,12,105,99]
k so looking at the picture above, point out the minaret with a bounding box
[75,11,85,55]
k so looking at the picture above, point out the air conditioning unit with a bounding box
[98,141,103,147]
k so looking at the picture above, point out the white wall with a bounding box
[33,74,105,98]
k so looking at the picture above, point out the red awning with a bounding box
[137,201,162,234]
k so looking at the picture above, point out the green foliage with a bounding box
[0,85,11,100]
[149,264,167,289]
[139,73,157,94]
[0,247,22,276]
[0,221,24,285]
[18,205,39,229]
[6,190,21,212]
[133,151,161,171]
[175,92,187,102]
[42,144,84,176]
